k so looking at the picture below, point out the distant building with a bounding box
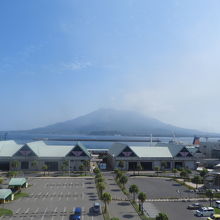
[0,140,91,171]
[199,141,220,159]
[107,142,202,171]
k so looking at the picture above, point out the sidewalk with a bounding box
[103,172,140,220]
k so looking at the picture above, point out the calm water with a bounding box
[0,132,220,149]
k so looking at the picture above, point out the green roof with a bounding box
[9,178,27,186]
[0,189,12,199]
[0,140,22,157]
[130,146,172,158]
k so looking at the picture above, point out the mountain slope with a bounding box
[26,109,209,136]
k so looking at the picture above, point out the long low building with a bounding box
[0,140,91,171]
[107,142,202,170]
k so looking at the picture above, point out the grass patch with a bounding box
[0,208,13,216]
[215,208,220,214]
[14,192,29,200]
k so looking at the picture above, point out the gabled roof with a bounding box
[0,189,12,199]
[130,146,172,158]
[0,140,22,157]
[66,142,91,157]
[26,141,72,157]
[9,178,27,186]
[108,143,128,157]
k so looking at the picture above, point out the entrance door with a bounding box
[175,162,183,169]
[0,162,9,171]
[128,162,137,171]
[141,162,153,170]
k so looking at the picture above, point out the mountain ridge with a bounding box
[20,108,214,137]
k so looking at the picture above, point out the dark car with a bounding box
[187,203,201,210]
[92,202,101,214]
[70,207,81,220]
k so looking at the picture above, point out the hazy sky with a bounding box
[1,0,220,132]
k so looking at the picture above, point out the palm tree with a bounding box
[96,177,105,184]
[93,167,100,174]
[154,167,160,176]
[11,160,20,170]
[206,189,214,206]
[97,182,105,198]
[31,160,38,171]
[192,175,202,189]
[119,175,128,188]
[95,173,103,179]
[102,192,112,213]
[180,170,188,181]
[156,213,169,220]
[137,163,142,175]
[79,164,84,174]
[42,164,48,176]
[129,184,139,201]
[138,192,147,214]
[83,160,90,175]
[116,170,123,181]
[118,160,125,170]
[172,168,178,178]
[0,178,4,189]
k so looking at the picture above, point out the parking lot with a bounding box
[2,177,103,220]
[127,176,200,199]
[127,176,210,220]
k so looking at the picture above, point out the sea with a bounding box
[1,132,220,149]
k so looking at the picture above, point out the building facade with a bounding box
[0,140,91,171]
[107,142,201,171]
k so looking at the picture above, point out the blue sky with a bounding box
[1,0,220,132]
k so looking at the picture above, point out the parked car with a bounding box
[92,202,101,214]
[207,214,220,220]
[196,207,214,217]
[187,203,201,210]
[70,207,81,220]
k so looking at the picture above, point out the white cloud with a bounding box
[61,61,92,71]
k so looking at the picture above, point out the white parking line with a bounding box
[67,192,70,201]
[82,192,84,200]
[41,207,48,220]
[51,207,57,220]
[43,192,49,201]
[59,192,62,201]
[61,207,66,220]
[31,208,39,220]
[15,208,21,214]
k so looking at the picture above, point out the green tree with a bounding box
[97,182,105,198]
[172,168,178,178]
[83,160,90,175]
[161,162,167,171]
[93,167,100,174]
[111,218,120,220]
[180,170,188,181]
[31,160,38,170]
[0,178,3,189]
[118,160,125,170]
[119,175,128,188]
[206,189,214,206]
[96,177,105,183]
[116,170,123,181]
[42,164,48,176]
[95,173,103,179]
[79,164,84,174]
[102,192,112,213]
[138,192,147,214]
[200,168,208,178]
[137,163,142,175]
[156,213,169,220]
[11,160,20,170]
[129,184,139,201]
[192,175,203,189]
[154,167,160,177]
